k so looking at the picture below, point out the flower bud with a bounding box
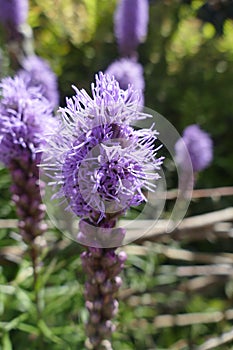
[95,271,106,284]
[90,312,101,324]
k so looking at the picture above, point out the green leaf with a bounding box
[2,333,12,350]
[17,323,40,336]
[37,258,57,290]
[38,320,64,345]
[0,314,28,332]
[0,285,15,295]
[15,287,32,312]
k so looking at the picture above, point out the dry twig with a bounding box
[195,327,233,350]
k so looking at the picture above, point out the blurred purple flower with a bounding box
[0,75,55,166]
[105,58,145,105]
[19,55,59,108]
[42,72,163,225]
[0,0,28,30]
[0,75,56,245]
[175,124,213,172]
[114,0,149,56]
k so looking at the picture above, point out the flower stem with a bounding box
[30,244,41,320]
[29,243,46,349]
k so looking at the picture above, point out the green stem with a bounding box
[30,243,44,349]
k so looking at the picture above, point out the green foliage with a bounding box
[1,222,233,349]
[0,166,14,219]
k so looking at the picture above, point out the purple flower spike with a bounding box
[175,124,213,172]
[0,0,28,30]
[114,0,149,56]
[41,72,164,348]
[105,58,145,106]
[19,55,59,108]
[0,75,55,166]
[43,72,163,225]
[0,75,55,243]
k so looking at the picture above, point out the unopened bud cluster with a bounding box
[81,247,127,349]
[9,156,47,244]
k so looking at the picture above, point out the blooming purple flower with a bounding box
[41,72,164,349]
[175,124,213,172]
[43,73,163,225]
[0,75,56,247]
[0,0,28,30]
[105,58,145,105]
[114,0,149,56]
[18,55,59,108]
[0,75,55,166]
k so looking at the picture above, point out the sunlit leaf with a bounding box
[2,333,12,350]
[38,320,64,345]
